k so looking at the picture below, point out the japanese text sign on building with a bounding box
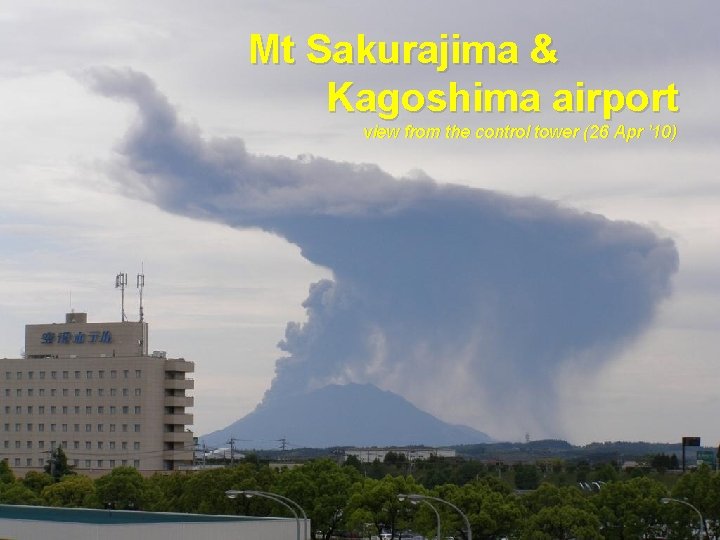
[41,331,112,345]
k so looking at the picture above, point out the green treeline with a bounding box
[0,452,716,539]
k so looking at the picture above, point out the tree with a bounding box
[514,464,540,490]
[42,475,96,507]
[94,466,146,509]
[348,475,423,539]
[0,459,15,484]
[521,505,602,540]
[0,483,40,505]
[22,471,54,494]
[273,459,361,540]
[44,447,74,480]
[593,476,669,539]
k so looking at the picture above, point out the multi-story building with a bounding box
[0,311,194,476]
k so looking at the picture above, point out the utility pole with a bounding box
[228,437,237,465]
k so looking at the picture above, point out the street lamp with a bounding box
[398,493,472,540]
[226,489,308,540]
[406,498,441,540]
[661,497,707,539]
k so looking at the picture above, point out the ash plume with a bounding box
[86,67,678,437]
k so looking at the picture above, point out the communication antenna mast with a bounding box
[115,272,128,322]
[137,264,145,322]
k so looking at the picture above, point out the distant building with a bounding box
[0,312,194,476]
[345,447,456,463]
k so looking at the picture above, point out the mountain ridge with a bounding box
[201,383,492,449]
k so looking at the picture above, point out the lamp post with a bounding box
[661,497,707,539]
[398,493,472,540]
[226,489,307,540]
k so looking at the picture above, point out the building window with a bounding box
[26,441,32,449]
[134,406,141,414]
[109,441,116,449]
[99,370,105,379]
[27,406,33,414]
[16,389,21,397]
[74,441,79,449]
[62,389,68,397]
[15,423,21,432]
[15,441,21,448]
[98,389,104,397]
[133,460,140,468]
[109,424,116,432]
[50,424,56,432]
[85,460,91,468]
[98,460,104,468]
[74,406,80,414]
[123,370,129,379]
[110,406,116,414]
[86,371,92,379]
[74,424,79,432]
[135,388,142,396]
[28,371,34,379]
[26,424,32,431]
[62,424,68,432]
[122,424,128,432]
[110,389,117,397]
[86,407,92,414]
[39,406,45,414]
[85,441,91,449]
[134,424,141,433]
[27,389,33,397]
[51,371,57,380]
[39,389,45,397]
[51,389,57,397]
[97,441,103,449]
[111,370,117,379]
[109,460,116,467]
[85,424,91,432]
[97,424,104,432]
[63,371,69,379]
[122,406,129,414]
[86,389,92,397]
[122,388,129,397]
[50,406,57,414]
[135,370,142,378]
[98,406,104,414]
[16,372,22,380]
[75,389,80,397]
[15,406,21,414]
[4,371,10,379]
[122,442,128,450]
[133,442,140,450]
[73,459,79,467]
[62,406,68,414]
[74,371,80,379]
[38,424,44,432]
[38,441,44,449]
[4,407,9,415]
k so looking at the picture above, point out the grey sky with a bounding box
[0,1,718,443]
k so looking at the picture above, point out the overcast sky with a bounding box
[0,0,718,445]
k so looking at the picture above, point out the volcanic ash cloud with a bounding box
[86,67,679,437]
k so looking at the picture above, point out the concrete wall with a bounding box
[0,517,299,540]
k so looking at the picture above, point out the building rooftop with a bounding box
[0,504,280,525]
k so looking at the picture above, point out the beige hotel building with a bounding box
[0,312,194,476]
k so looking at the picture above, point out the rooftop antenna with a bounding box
[137,264,145,322]
[115,272,128,322]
